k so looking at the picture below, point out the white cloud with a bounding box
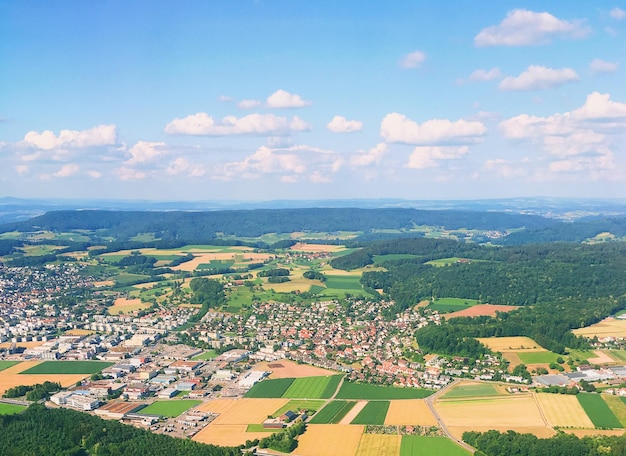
[610,7,626,20]
[468,67,502,82]
[164,112,311,136]
[499,92,626,175]
[399,51,426,69]
[15,165,28,175]
[483,159,526,178]
[52,163,79,178]
[87,170,102,178]
[217,95,233,102]
[406,146,469,169]
[475,9,590,46]
[350,143,388,167]
[265,89,311,108]
[166,158,206,177]
[217,144,338,182]
[22,125,117,150]
[125,141,167,165]
[327,115,363,133]
[380,113,486,145]
[238,99,262,109]
[499,65,579,91]
[590,58,619,75]
[116,167,147,180]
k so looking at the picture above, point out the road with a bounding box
[424,379,477,454]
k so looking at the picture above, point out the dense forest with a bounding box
[0,208,553,241]
[0,404,239,456]
[463,429,626,456]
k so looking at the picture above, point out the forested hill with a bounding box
[0,208,553,241]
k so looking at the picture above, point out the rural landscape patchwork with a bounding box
[2,202,626,455]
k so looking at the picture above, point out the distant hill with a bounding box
[0,208,554,242]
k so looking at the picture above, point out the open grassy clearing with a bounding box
[337,382,433,400]
[606,350,626,362]
[577,393,623,429]
[192,350,218,360]
[0,361,20,372]
[0,403,26,415]
[138,399,201,417]
[425,257,478,267]
[244,378,294,398]
[20,361,113,375]
[309,400,356,424]
[356,434,401,456]
[535,393,594,428]
[517,351,561,364]
[350,401,390,425]
[324,274,364,290]
[385,399,438,426]
[400,436,471,456]
[429,298,479,313]
[271,399,325,417]
[440,382,501,399]
[245,424,280,432]
[297,424,364,456]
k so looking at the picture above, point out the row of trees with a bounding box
[3,382,61,401]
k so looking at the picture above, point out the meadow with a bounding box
[0,361,20,372]
[577,393,623,429]
[138,400,201,418]
[309,400,356,424]
[20,361,113,375]
[192,350,218,360]
[0,403,26,415]
[429,298,479,313]
[244,378,294,398]
[350,401,390,425]
[282,375,343,399]
[271,399,325,418]
[337,382,433,400]
[400,436,471,456]
[516,351,561,364]
[440,383,501,399]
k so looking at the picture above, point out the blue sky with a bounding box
[1,1,625,201]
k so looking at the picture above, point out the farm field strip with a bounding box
[400,436,471,456]
[573,317,626,338]
[282,375,342,399]
[296,424,365,456]
[351,401,390,425]
[337,382,432,400]
[20,361,113,375]
[0,361,20,372]
[0,403,26,415]
[193,424,270,447]
[138,399,201,417]
[339,401,367,424]
[197,398,289,425]
[603,395,626,428]
[271,399,325,417]
[440,383,502,400]
[356,434,401,456]
[476,336,546,352]
[534,393,594,428]
[384,400,438,426]
[577,393,623,429]
[244,378,294,398]
[517,351,560,364]
[309,400,356,424]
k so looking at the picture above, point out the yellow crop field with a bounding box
[0,361,89,395]
[297,424,364,456]
[573,317,626,338]
[253,359,337,378]
[535,393,594,428]
[193,424,269,447]
[476,337,546,352]
[264,278,319,293]
[197,398,288,425]
[107,298,151,315]
[356,434,401,456]
[436,396,547,430]
[384,399,437,426]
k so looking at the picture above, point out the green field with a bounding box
[441,383,500,399]
[577,393,623,429]
[246,424,280,432]
[308,400,356,424]
[324,275,363,291]
[517,351,561,364]
[20,361,113,375]
[607,350,626,362]
[197,259,235,270]
[400,436,471,456]
[138,400,201,418]
[336,382,433,400]
[0,403,26,415]
[0,361,20,371]
[244,378,295,398]
[350,401,389,425]
[271,399,325,418]
[192,350,218,360]
[429,298,479,313]
[282,375,343,399]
